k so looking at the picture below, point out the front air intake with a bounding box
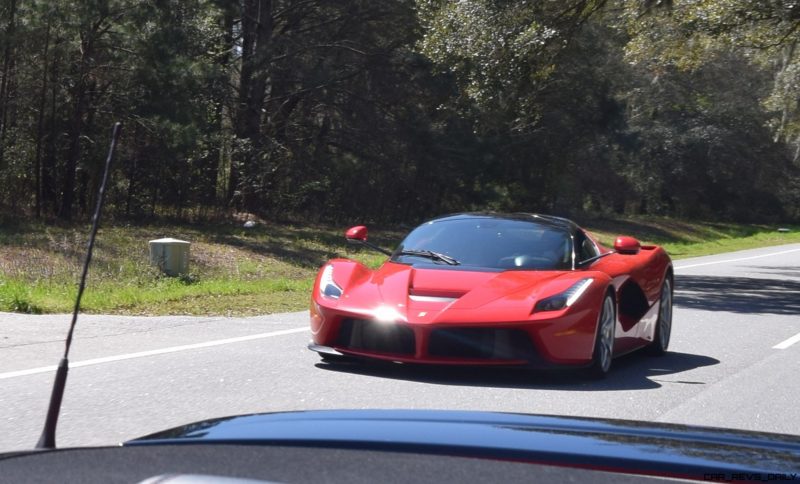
[428,328,537,360]
[337,319,415,355]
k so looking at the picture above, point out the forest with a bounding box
[1,0,799,224]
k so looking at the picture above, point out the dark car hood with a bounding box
[126,409,800,479]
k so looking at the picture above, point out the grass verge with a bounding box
[1,215,798,316]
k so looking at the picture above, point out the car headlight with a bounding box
[534,278,593,312]
[320,265,343,299]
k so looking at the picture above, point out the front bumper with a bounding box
[309,317,588,368]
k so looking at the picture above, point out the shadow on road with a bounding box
[315,351,719,391]
[675,274,800,315]
[749,265,800,279]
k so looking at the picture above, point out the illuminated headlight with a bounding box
[319,265,343,299]
[374,305,402,323]
[534,278,593,312]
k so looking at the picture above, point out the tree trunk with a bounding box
[34,19,52,218]
[58,34,94,220]
[58,86,88,220]
[0,0,18,169]
[214,7,234,207]
[42,44,61,216]
[231,0,273,208]
[774,41,797,143]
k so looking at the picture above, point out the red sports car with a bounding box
[309,213,673,377]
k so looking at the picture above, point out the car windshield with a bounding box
[392,217,572,270]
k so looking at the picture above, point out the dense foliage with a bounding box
[0,0,798,223]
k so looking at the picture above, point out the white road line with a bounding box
[774,332,800,350]
[675,247,800,270]
[0,327,309,380]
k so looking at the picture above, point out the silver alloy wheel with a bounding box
[597,295,616,373]
[658,279,672,350]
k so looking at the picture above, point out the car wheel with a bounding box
[587,292,616,379]
[646,277,673,356]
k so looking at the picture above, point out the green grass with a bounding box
[1,215,798,316]
[578,215,800,258]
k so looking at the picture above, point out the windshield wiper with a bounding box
[397,249,460,266]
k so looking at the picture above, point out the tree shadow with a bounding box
[575,216,683,243]
[207,225,401,269]
[573,214,765,245]
[315,350,718,391]
[210,233,342,268]
[674,274,800,315]
[748,266,800,279]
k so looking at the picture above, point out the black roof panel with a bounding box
[424,212,578,234]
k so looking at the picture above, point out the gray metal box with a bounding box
[148,238,190,276]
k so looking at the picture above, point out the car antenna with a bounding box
[35,122,122,449]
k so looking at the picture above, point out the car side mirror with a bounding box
[344,225,391,256]
[614,236,641,255]
[345,225,368,242]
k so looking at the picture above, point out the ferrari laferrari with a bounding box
[309,213,673,377]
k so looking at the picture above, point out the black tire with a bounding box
[587,292,616,379]
[646,277,673,356]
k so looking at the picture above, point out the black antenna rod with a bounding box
[36,122,122,449]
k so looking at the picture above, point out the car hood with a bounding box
[125,409,800,479]
[331,262,581,323]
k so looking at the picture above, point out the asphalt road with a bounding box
[1,243,799,452]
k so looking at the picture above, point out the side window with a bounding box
[575,230,599,263]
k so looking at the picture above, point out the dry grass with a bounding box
[0,216,397,315]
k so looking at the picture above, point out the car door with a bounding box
[575,230,641,354]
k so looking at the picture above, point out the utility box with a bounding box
[148,238,190,276]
